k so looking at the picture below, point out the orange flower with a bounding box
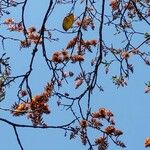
[4,18,15,24]
[90,39,97,46]
[20,39,31,48]
[92,112,101,118]
[110,0,119,11]
[80,120,88,128]
[66,37,77,49]
[145,137,150,147]
[44,82,53,97]
[98,108,107,118]
[95,136,107,146]
[121,51,130,59]
[70,54,84,62]
[105,125,115,134]
[28,27,36,33]
[12,103,27,116]
[106,110,114,117]
[91,118,102,128]
[61,49,68,56]
[114,129,123,136]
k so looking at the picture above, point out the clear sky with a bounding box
[0,0,150,150]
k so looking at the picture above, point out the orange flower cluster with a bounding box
[4,19,42,47]
[21,26,42,47]
[28,93,50,125]
[145,137,150,147]
[52,50,69,63]
[78,39,97,52]
[9,22,23,32]
[51,49,84,63]
[27,27,42,44]
[66,36,97,53]
[70,108,124,148]
[75,16,94,30]
[92,108,114,120]
[20,39,31,48]
[89,108,116,129]
[110,0,119,11]
[105,125,123,136]
[70,54,84,62]
[12,102,28,116]
[66,37,78,49]
[95,136,108,149]
[82,39,97,47]
[4,18,23,32]
[4,18,15,24]
[90,118,102,129]
[11,82,53,126]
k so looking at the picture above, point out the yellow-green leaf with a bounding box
[62,13,74,31]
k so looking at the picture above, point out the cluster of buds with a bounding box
[75,78,84,89]
[120,20,132,29]
[144,82,150,93]
[124,1,140,19]
[19,90,28,97]
[130,48,139,55]
[0,53,11,102]
[62,71,74,78]
[75,16,95,30]
[112,76,127,88]
[11,82,53,126]
[124,1,150,19]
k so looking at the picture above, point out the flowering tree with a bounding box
[0,0,150,149]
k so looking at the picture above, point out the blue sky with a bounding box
[0,0,150,150]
